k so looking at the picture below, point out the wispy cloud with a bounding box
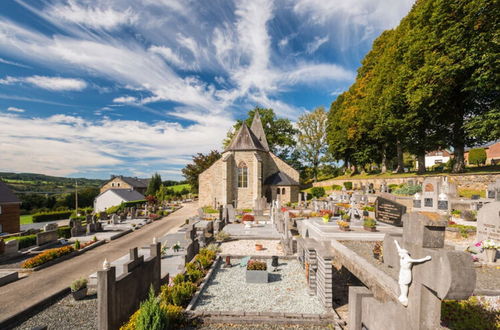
[306,35,329,54]
[6,106,25,113]
[0,57,31,68]
[0,75,87,91]
[113,96,138,104]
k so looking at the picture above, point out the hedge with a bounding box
[32,211,73,223]
[57,226,71,239]
[343,182,353,190]
[5,234,37,249]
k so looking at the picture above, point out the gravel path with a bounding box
[194,259,326,315]
[219,240,285,257]
[14,289,97,330]
[194,324,333,329]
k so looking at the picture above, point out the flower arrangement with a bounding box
[373,242,383,261]
[319,210,333,217]
[22,245,75,268]
[281,207,288,212]
[336,203,351,209]
[363,218,377,228]
[342,214,350,221]
[247,260,267,271]
[337,220,350,229]
[70,278,88,292]
[476,239,499,250]
[242,214,255,222]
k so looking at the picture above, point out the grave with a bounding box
[375,196,406,226]
[70,218,85,237]
[413,177,457,213]
[486,179,500,201]
[36,223,59,246]
[476,201,500,242]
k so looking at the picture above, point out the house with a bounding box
[198,112,300,209]
[94,189,145,212]
[465,140,500,165]
[421,150,453,168]
[100,176,149,195]
[0,181,21,233]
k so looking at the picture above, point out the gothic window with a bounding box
[238,162,248,188]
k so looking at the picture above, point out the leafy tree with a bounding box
[297,107,328,182]
[63,187,99,209]
[310,187,325,198]
[146,173,162,196]
[468,148,487,166]
[182,150,221,193]
[223,107,298,159]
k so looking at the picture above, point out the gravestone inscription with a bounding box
[375,196,407,226]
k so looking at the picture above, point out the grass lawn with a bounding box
[20,214,33,225]
[169,183,191,192]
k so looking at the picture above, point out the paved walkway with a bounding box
[0,202,197,324]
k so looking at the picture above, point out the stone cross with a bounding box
[384,212,476,329]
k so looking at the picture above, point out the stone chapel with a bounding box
[198,112,300,209]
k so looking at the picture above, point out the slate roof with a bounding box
[224,123,267,152]
[119,176,149,188]
[101,189,145,201]
[0,180,20,204]
[264,171,299,186]
[250,112,269,151]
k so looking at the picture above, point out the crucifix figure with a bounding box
[394,240,431,306]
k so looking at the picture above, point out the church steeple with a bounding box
[250,111,269,151]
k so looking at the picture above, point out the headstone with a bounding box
[4,239,19,256]
[476,201,500,242]
[226,204,235,223]
[375,196,407,227]
[197,208,204,219]
[44,223,58,232]
[486,179,500,201]
[111,214,119,224]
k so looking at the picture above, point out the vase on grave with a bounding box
[485,248,497,263]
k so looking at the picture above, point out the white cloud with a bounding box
[0,75,87,91]
[306,35,329,54]
[113,96,138,104]
[284,63,354,85]
[7,106,25,113]
[0,57,30,68]
[45,1,137,30]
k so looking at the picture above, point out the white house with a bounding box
[94,189,145,212]
[415,150,453,169]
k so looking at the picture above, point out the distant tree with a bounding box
[297,107,328,182]
[182,150,221,193]
[468,148,487,166]
[146,173,162,196]
[63,187,99,209]
[310,187,326,198]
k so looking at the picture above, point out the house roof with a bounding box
[250,112,269,151]
[465,139,500,152]
[224,122,267,152]
[264,171,299,186]
[98,189,145,201]
[111,176,148,188]
[0,180,20,203]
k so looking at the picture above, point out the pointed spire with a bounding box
[225,122,266,152]
[250,111,269,151]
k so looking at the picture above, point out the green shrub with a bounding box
[185,261,201,273]
[106,204,121,215]
[194,254,212,270]
[57,226,71,239]
[172,274,186,285]
[441,297,499,330]
[393,184,422,196]
[5,234,37,249]
[363,218,377,228]
[69,215,86,221]
[136,287,168,330]
[32,211,73,223]
[186,269,204,283]
[331,184,343,191]
[162,304,185,327]
[247,260,267,270]
[202,206,218,214]
[468,148,487,166]
[199,248,216,261]
[161,282,197,307]
[310,187,326,198]
[70,278,87,292]
[74,240,80,250]
[343,182,353,190]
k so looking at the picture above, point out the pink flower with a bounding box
[475,241,482,247]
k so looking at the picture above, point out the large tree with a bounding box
[223,107,298,159]
[182,150,221,193]
[146,173,162,196]
[297,107,328,182]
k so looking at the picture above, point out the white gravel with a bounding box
[194,259,326,314]
[219,240,285,257]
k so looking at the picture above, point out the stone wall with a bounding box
[313,173,500,192]
[0,203,20,234]
[97,243,162,330]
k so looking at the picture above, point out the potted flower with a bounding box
[342,214,351,222]
[363,218,377,232]
[480,239,499,263]
[255,243,264,251]
[246,260,268,283]
[242,214,255,228]
[173,241,181,252]
[337,220,350,231]
[70,278,88,301]
[373,242,383,261]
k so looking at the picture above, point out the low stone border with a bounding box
[109,229,132,241]
[186,256,222,311]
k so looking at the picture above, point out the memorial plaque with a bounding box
[424,198,433,207]
[437,200,448,210]
[375,196,407,227]
[413,200,421,208]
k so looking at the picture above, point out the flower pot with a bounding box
[364,226,377,232]
[255,244,263,251]
[72,287,88,301]
[339,226,350,232]
[485,248,497,263]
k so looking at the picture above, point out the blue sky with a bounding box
[0,0,414,180]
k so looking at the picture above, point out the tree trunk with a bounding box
[381,146,388,173]
[452,143,465,173]
[417,153,426,174]
[395,140,404,173]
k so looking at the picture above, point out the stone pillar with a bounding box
[97,266,117,330]
[316,253,333,308]
[348,286,374,330]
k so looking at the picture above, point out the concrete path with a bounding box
[0,202,197,325]
[20,219,69,231]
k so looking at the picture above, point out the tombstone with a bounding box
[375,196,407,226]
[226,204,236,223]
[130,208,137,219]
[304,192,308,201]
[253,197,264,217]
[351,212,476,330]
[44,223,58,232]
[476,201,500,242]
[197,208,204,219]
[70,219,85,237]
[99,211,107,220]
[111,214,119,225]
[37,223,59,246]
[368,183,375,194]
[3,239,19,256]
[486,179,500,201]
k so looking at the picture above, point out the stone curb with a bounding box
[186,256,222,311]
[109,229,132,241]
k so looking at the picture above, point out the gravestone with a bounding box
[37,224,58,246]
[375,196,407,226]
[476,201,500,242]
[3,240,19,257]
[226,204,235,223]
[70,219,85,237]
[197,208,204,219]
[486,179,500,201]
[254,197,266,216]
[111,214,119,225]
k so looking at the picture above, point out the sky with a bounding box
[0,0,415,180]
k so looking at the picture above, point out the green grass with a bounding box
[458,189,486,199]
[169,184,191,192]
[20,214,33,225]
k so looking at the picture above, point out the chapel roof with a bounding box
[264,171,299,186]
[224,122,267,152]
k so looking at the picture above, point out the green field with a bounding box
[20,214,33,225]
[169,184,191,192]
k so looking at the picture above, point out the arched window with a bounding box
[282,188,286,194]
[276,188,281,195]
[238,162,248,188]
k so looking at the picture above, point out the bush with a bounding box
[32,210,73,223]
[331,184,342,191]
[310,187,326,198]
[215,231,230,242]
[161,282,197,306]
[247,260,267,271]
[74,240,80,250]
[441,296,499,330]
[161,304,185,326]
[70,278,87,292]
[202,206,218,214]
[186,268,204,283]
[343,182,353,190]
[22,245,74,268]
[194,254,212,270]
[199,248,217,261]
[185,261,201,273]
[468,148,487,166]
[69,215,86,221]
[57,226,71,239]
[172,274,186,285]
[5,234,37,249]
[393,184,422,196]
[136,287,168,330]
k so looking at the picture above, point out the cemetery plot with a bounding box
[375,197,406,226]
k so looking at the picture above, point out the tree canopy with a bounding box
[181,150,221,193]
